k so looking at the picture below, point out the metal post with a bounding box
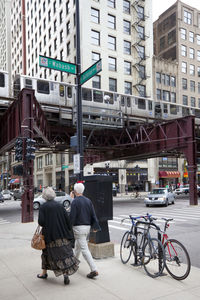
[76,0,84,181]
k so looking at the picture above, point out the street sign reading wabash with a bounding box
[39,55,77,75]
[80,59,102,85]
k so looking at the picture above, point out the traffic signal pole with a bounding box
[76,0,84,181]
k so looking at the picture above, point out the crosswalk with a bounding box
[109,206,200,232]
[0,217,10,225]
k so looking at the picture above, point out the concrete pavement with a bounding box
[0,221,200,300]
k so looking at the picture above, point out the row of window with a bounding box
[182,78,200,93]
[182,95,200,108]
[180,28,200,44]
[156,89,176,103]
[156,73,176,87]
[181,45,200,60]
[181,62,200,76]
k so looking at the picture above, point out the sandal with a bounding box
[37,273,48,279]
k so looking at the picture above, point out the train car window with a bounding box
[59,84,64,97]
[13,77,21,98]
[170,104,177,115]
[138,98,146,109]
[82,88,92,101]
[155,103,161,113]
[0,73,5,87]
[25,79,32,89]
[37,80,50,94]
[93,90,103,102]
[104,92,114,104]
[148,100,152,110]
[195,109,200,118]
[67,86,72,98]
[163,104,168,114]
[121,96,125,106]
[127,97,131,107]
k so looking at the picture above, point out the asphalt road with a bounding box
[0,195,200,268]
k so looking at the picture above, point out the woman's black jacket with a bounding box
[38,200,74,245]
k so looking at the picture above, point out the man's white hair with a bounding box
[74,183,85,194]
[42,186,56,201]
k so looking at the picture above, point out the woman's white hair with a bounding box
[74,183,85,194]
[42,187,56,201]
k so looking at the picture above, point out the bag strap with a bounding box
[35,225,41,234]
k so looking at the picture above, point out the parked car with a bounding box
[144,188,175,207]
[0,192,4,203]
[13,189,24,200]
[33,191,72,210]
[2,190,12,200]
[174,185,189,195]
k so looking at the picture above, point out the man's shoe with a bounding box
[64,275,70,285]
[87,271,98,279]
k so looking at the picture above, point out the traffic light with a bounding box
[25,138,36,160]
[15,138,23,161]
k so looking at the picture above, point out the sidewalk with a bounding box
[113,191,148,202]
[0,221,200,300]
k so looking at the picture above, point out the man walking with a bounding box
[70,182,100,279]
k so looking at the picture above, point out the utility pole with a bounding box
[75,0,84,181]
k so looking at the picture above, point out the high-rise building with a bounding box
[154,0,200,108]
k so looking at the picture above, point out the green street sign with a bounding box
[62,165,69,170]
[80,59,102,85]
[39,55,77,75]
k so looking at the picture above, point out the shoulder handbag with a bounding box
[31,225,46,250]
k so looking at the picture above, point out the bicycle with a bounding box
[146,215,191,280]
[120,215,166,278]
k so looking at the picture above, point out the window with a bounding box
[109,78,117,92]
[66,1,69,15]
[168,30,176,45]
[124,81,132,94]
[92,75,101,89]
[54,38,57,50]
[198,67,200,77]
[197,50,200,61]
[124,40,131,54]
[108,14,116,29]
[161,74,165,85]
[183,95,188,105]
[123,20,131,34]
[138,85,145,97]
[190,64,195,76]
[0,73,5,87]
[180,28,186,40]
[37,80,50,94]
[138,5,144,20]
[60,30,63,43]
[66,21,70,35]
[54,20,57,32]
[48,10,51,21]
[123,0,130,14]
[198,82,200,94]
[191,97,196,107]
[181,45,187,56]
[189,48,194,59]
[124,61,131,75]
[108,35,116,50]
[190,80,195,92]
[107,0,115,8]
[160,37,165,50]
[138,45,145,59]
[184,10,192,25]
[197,34,200,45]
[92,52,100,63]
[139,65,145,79]
[182,78,187,90]
[163,90,170,101]
[156,72,161,83]
[108,56,116,71]
[53,1,56,13]
[198,98,200,108]
[60,10,63,24]
[91,8,99,23]
[182,62,187,73]
[165,75,170,86]
[171,92,176,103]
[189,31,194,43]
[138,25,144,39]
[48,27,51,39]
[45,153,52,166]
[49,45,51,56]
[156,89,161,100]
[37,156,43,170]
[91,30,100,45]
[67,42,70,55]
[171,76,176,87]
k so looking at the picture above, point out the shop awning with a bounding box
[9,178,20,184]
[159,171,180,178]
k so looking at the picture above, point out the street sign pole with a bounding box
[76,0,84,181]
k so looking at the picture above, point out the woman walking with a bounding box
[37,187,79,285]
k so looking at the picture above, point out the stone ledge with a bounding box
[88,241,115,259]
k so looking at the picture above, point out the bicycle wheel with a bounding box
[143,238,165,278]
[120,231,133,264]
[164,239,191,280]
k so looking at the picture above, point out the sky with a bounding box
[152,0,200,21]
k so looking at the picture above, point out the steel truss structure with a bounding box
[0,89,198,221]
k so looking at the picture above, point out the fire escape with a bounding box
[132,0,150,97]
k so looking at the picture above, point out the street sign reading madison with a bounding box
[80,59,102,85]
[39,55,77,75]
